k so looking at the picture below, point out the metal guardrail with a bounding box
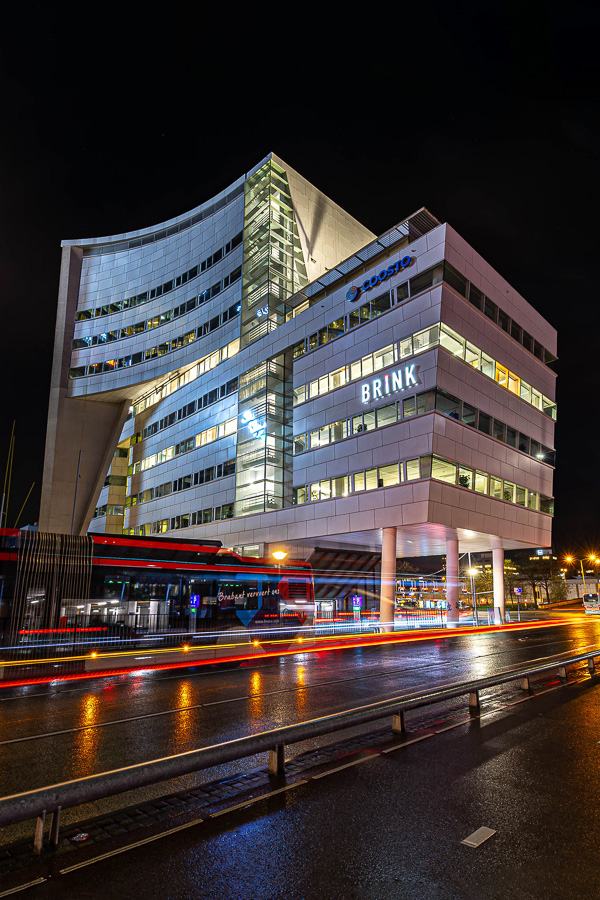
[1,647,598,854]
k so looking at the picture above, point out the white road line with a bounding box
[312,754,379,778]
[209,780,308,817]
[0,878,47,897]
[382,733,435,752]
[434,719,471,733]
[203,696,249,706]
[505,695,536,706]
[59,782,310,874]
[59,816,205,874]
[0,702,207,745]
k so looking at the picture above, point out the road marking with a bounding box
[59,816,206,873]
[209,780,308,817]
[382,733,434,752]
[461,826,496,847]
[0,701,208,745]
[505,695,536,706]
[203,696,249,706]
[434,719,471,733]
[312,754,379,779]
[0,879,47,897]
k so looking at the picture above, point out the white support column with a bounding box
[493,546,505,624]
[446,538,460,627]
[380,527,397,633]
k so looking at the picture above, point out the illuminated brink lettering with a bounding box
[361,365,417,403]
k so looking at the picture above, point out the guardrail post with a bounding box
[558,666,567,680]
[392,710,406,734]
[588,657,596,675]
[268,744,285,776]
[469,690,480,711]
[33,810,45,855]
[520,675,531,691]
[49,807,61,847]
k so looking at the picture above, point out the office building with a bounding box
[40,152,557,624]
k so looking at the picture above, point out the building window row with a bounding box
[123,501,235,537]
[293,323,557,420]
[69,303,241,379]
[92,503,125,519]
[130,418,237,475]
[135,377,239,442]
[293,388,555,465]
[444,262,556,364]
[126,339,239,423]
[72,270,241,350]
[70,318,239,381]
[292,260,556,368]
[125,460,236,509]
[292,454,554,515]
[293,344,396,405]
[75,232,243,322]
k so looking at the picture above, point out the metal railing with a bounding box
[1,647,598,854]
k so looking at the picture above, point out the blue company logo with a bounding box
[346,256,412,302]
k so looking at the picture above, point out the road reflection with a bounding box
[71,693,100,777]
[248,671,265,719]
[169,680,194,751]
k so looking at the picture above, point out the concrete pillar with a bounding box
[446,538,460,627]
[493,547,505,624]
[380,527,397,632]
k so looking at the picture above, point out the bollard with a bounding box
[33,810,46,855]
[49,807,61,847]
[588,657,596,675]
[392,710,406,734]
[268,744,285,776]
[469,690,480,711]
[558,666,567,679]
[520,675,531,691]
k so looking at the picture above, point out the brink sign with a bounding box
[361,365,417,403]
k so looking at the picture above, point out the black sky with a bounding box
[1,4,598,553]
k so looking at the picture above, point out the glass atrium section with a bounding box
[235,354,293,517]
[240,160,308,348]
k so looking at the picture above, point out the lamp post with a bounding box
[468,568,478,626]
[272,549,288,619]
[565,555,598,597]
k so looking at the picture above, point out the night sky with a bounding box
[1,6,598,553]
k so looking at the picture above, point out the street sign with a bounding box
[514,588,522,594]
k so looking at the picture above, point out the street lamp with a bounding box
[272,550,288,616]
[468,568,478,626]
[565,555,598,596]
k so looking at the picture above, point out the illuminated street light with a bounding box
[467,568,478,625]
[564,555,599,594]
[272,550,288,561]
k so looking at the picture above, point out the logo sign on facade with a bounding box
[346,256,412,302]
[360,365,418,404]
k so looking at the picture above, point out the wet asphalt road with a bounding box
[6,612,600,899]
[0,614,597,801]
